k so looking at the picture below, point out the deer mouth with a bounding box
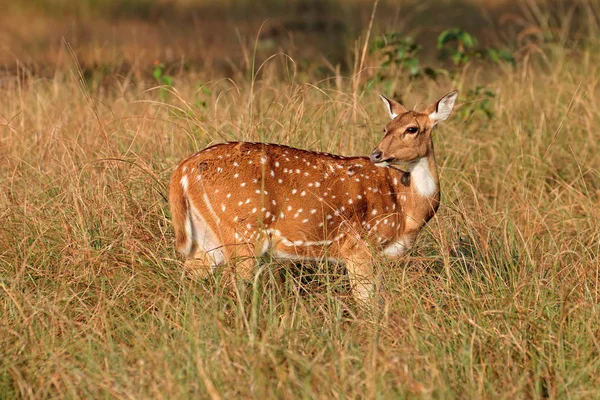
[373,157,400,168]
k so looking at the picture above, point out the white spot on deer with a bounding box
[401,195,407,202]
[302,219,309,223]
[238,201,243,206]
[240,182,246,187]
[357,194,362,200]
[217,167,223,173]
[275,161,280,167]
[303,172,309,176]
[272,200,276,205]
[284,168,288,173]
[287,205,293,211]
[318,222,324,227]
[292,189,297,194]
[226,193,231,198]
[308,183,313,187]
[278,179,283,184]
[251,207,257,213]
[233,216,239,222]
[280,212,285,219]
[255,190,261,194]
[270,170,275,177]
[234,173,239,178]
[310,209,317,214]
[393,177,398,185]
[245,198,251,204]
[233,162,239,167]
[295,169,300,174]
[326,215,333,220]
[182,166,188,173]
[248,160,253,165]
[221,204,226,212]
[392,203,396,210]
[315,182,321,187]
[260,156,267,164]
[246,224,252,230]
[252,179,258,184]
[348,199,353,204]
[300,191,306,197]
[371,209,377,215]
[265,211,271,218]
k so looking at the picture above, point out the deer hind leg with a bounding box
[184,248,224,280]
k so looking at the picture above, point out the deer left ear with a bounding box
[427,90,458,124]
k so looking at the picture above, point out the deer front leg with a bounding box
[344,250,376,303]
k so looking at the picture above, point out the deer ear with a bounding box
[427,90,458,124]
[379,93,407,120]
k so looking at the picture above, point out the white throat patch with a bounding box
[407,157,437,198]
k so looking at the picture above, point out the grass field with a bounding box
[1,0,600,398]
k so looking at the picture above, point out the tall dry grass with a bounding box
[1,0,600,398]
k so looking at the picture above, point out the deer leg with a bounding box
[344,249,376,303]
[229,246,258,282]
[183,248,223,280]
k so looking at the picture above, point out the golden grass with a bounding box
[1,0,600,398]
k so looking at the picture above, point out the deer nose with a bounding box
[370,149,383,163]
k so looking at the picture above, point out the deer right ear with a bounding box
[379,93,407,120]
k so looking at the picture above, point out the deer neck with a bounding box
[406,148,439,200]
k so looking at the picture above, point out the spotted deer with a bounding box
[169,90,458,301]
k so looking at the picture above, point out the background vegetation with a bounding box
[1,0,599,398]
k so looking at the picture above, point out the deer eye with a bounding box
[406,126,418,134]
[382,127,387,133]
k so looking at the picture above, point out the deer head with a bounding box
[369,90,458,166]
